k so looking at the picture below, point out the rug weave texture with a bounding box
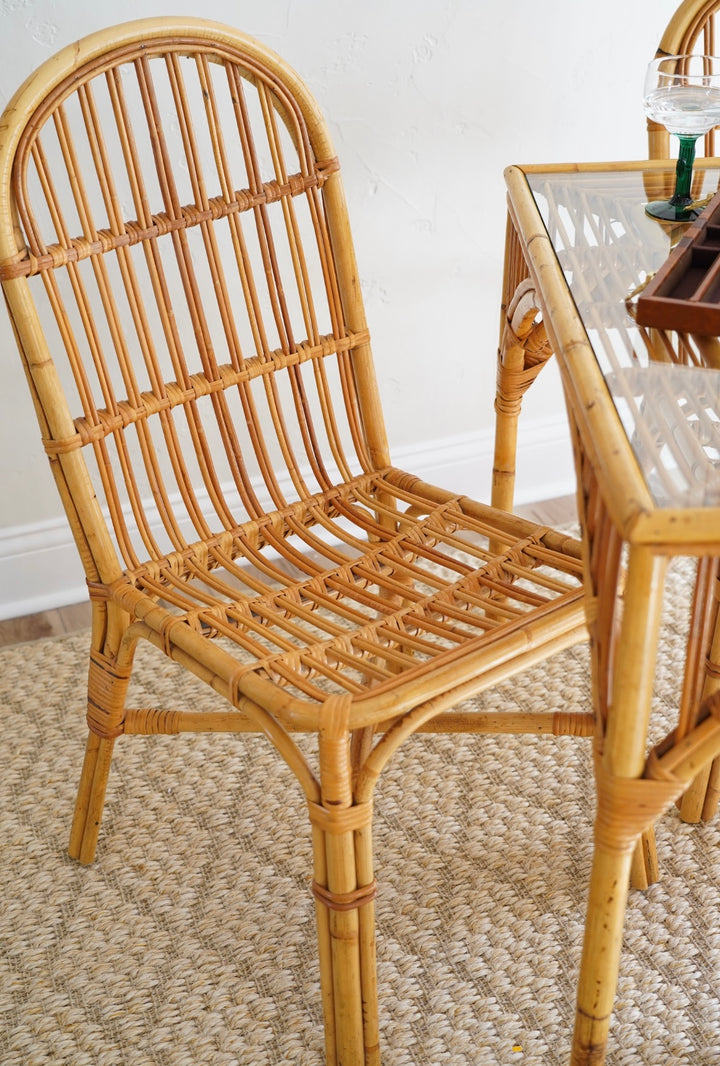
[2,560,719,1065]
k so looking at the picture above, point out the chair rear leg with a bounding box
[68,648,133,864]
[69,731,118,864]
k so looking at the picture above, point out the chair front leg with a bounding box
[311,696,380,1066]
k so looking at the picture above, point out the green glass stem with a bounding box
[670,134,699,206]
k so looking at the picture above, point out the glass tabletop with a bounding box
[527,165,720,510]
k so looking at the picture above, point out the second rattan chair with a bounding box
[0,19,591,1064]
[648,0,720,159]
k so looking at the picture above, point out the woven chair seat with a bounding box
[107,467,583,716]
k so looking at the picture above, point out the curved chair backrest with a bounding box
[648,0,720,158]
[0,18,386,588]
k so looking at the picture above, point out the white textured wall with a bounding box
[0,0,681,614]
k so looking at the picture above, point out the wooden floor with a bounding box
[0,495,577,649]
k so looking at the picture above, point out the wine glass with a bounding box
[643,54,720,222]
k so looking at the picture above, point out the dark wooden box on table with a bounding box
[637,189,720,335]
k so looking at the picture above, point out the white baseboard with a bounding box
[0,417,575,621]
[0,519,89,622]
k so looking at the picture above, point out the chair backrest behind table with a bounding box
[648,0,720,159]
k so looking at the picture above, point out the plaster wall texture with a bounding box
[0,0,681,614]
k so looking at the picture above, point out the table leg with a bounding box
[570,422,660,892]
[678,558,720,823]
[629,824,659,889]
[492,221,555,514]
[571,545,668,1065]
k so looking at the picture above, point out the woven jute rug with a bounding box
[2,559,719,1065]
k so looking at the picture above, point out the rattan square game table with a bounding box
[502,159,720,1063]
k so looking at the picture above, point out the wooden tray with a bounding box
[636,188,720,335]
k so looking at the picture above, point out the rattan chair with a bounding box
[0,20,590,1063]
